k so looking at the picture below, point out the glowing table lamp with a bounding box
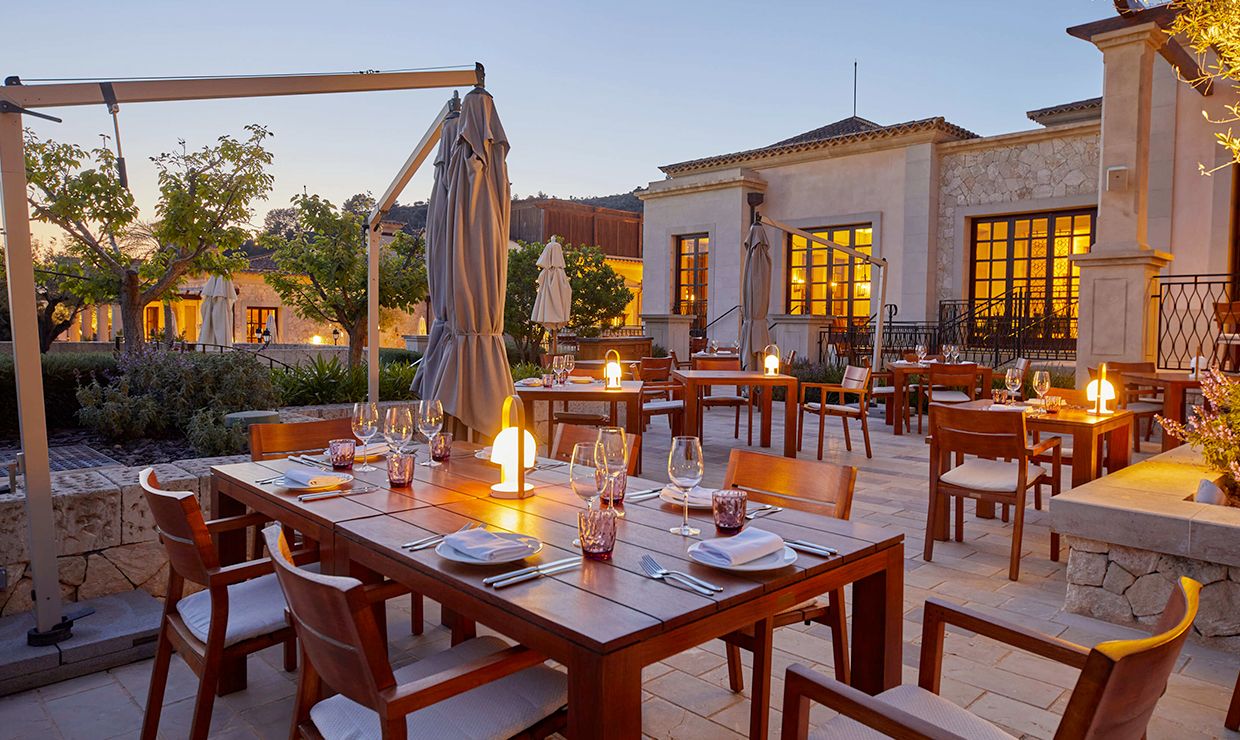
[489,395,537,498]
[604,349,623,390]
[1086,363,1116,416]
[763,344,781,376]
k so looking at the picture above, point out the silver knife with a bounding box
[292,455,332,470]
[484,556,581,586]
[492,559,582,588]
[791,539,838,554]
[624,489,663,502]
[297,485,378,502]
[788,541,836,557]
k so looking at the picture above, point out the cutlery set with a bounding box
[623,488,663,502]
[296,485,378,502]
[746,504,783,520]
[400,523,480,550]
[484,557,583,588]
[786,540,837,556]
[638,554,721,596]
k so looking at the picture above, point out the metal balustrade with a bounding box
[1153,273,1237,370]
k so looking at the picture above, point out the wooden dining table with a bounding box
[672,369,798,456]
[885,361,994,435]
[209,444,905,739]
[1122,370,1202,451]
[514,379,643,457]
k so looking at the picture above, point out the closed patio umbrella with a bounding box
[740,222,772,369]
[530,236,572,355]
[196,275,235,346]
[265,312,278,343]
[411,108,461,398]
[430,86,513,437]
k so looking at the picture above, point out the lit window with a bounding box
[245,307,277,343]
[674,234,709,330]
[785,223,873,321]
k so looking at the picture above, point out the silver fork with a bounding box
[404,522,479,551]
[746,505,783,520]
[638,555,715,596]
[640,554,721,592]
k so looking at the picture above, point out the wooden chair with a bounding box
[635,356,674,401]
[549,422,641,475]
[720,450,857,732]
[865,356,909,433]
[926,404,1061,581]
[139,468,304,740]
[1214,301,1240,371]
[1227,668,1240,731]
[917,363,980,434]
[691,355,751,440]
[1031,388,1103,501]
[552,365,616,429]
[797,365,873,459]
[669,350,691,370]
[251,418,425,636]
[1090,363,1161,451]
[260,526,569,740]
[782,577,1201,740]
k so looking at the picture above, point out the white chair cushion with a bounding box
[1126,401,1162,414]
[703,394,745,403]
[1217,332,1240,345]
[928,390,972,403]
[812,684,1016,740]
[940,459,1046,492]
[870,385,895,395]
[310,636,567,740]
[803,402,862,414]
[175,564,316,646]
[644,400,684,413]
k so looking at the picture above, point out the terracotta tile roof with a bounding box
[238,240,277,272]
[659,116,978,175]
[1025,97,1102,126]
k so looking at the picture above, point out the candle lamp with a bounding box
[1086,362,1116,415]
[604,349,623,390]
[489,395,537,498]
[763,343,781,376]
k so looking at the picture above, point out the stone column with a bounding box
[67,311,82,342]
[641,313,694,360]
[1073,22,1172,384]
[109,304,121,340]
[768,314,833,365]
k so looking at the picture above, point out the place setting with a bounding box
[400,520,582,588]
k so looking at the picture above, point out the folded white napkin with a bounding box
[442,529,531,561]
[661,485,714,506]
[987,404,1028,412]
[283,467,349,488]
[356,442,389,458]
[892,360,918,367]
[693,528,785,567]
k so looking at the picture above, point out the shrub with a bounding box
[651,344,669,358]
[782,360,844,403]
[510,362,542,382]
[379,347,421,365]
[77,346,279,440]
[272,356,420,406]
[379,362,419,401]
[0,352,117,431]
[185,408,249,456]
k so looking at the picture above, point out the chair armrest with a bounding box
[364,580,412,604]
[205,512,270,535]
[382,645,546,717]
[781,664,963,740]
[919,598,1089,693]
[208,556,275,587]
[1027,436,1062,457]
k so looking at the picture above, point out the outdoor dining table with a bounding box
[885,361,994,435]
[514,379,644,464]
[1122,370,1202,451]
[672,368,798,456]
[208,443,905,739]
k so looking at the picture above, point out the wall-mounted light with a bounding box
[604,349,623,390]
[490,395,537,498]
[1086,362,1116,415]
[763,343,781,376]
[310,335,324,345]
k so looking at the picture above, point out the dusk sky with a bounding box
[10,0,1112,235]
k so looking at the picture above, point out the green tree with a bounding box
[24,125,275,353]
[1170,1,1240,171]
[0,243,114,351]
[504,240,632,363]
[261,194,428,366]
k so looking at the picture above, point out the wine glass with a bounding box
[563,354,575,377]
[415,399,444,467]
[351,401,380,472]
[709,339,719,354]
[667,436,704,536]
[1005,368,1023,404]
[595,427,627,517]
[551,355,565,385]
[915,343,927,363]
[570,441,604,546]
[1032,371,1051,412]
[383,405,414,453]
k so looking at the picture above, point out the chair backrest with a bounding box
[1214,301,1240,332]
[139,468,217,587]
[722,449,857,519]
[927,364,979,400]
[549,423,641,475]
[1013,357,1031,382]
[929,403,1028,461]
[785,349,798,367]
[637,356,673,382]
[1046,387,1090,406]
[841,365,870,390]
[570,364,607,380]
[262,525,396,710]
[1056,577,1201,739]
[250,418,356,461]
[692,355,741,371]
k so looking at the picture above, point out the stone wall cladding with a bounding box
[936,132,1100,301]
[1064,536,1240,653]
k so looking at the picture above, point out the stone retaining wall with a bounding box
[1064,536,1240,653]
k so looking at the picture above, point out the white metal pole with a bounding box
[366,223,380,404]
[873,259,889,371]
[0,112,61,633]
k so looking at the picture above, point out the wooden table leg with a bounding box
[782,380,796,457]
[850,545,903,695]
[892,372,906,436]
[1071,430,1095,489]
[760,383,773,449]
[625,396,642,474]
[210,478,247,566]
[683,379,700,443]
[567,650,643,739]
[1161,386,1185,451]
[1107,421,1133,472]
[749,616,775,740]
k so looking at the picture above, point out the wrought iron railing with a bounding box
[1153,273,1236,369]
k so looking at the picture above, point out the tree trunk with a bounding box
[347,319,366,368]
[119,271,145,354]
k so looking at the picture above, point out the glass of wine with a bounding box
[667,436,704,536]
[1005,368,1023,404]
[351,401,380,472]
[595,427,627,517]
[551,355,565,386]
[415,399,444,467]
[1032,370,1051,413]
[383,405,414,454]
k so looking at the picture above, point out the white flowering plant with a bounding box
[1158,369,1240,498]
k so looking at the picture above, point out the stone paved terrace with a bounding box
[2,405,1238,739]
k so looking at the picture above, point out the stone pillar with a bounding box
[1073,22,1172,384]
[67,311,82,342]
[641,313,694,360]
[768,314,832,365]
[109,304,121,340]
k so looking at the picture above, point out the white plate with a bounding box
[274,473,353,491]
[686,543,798,572]
[435,533,543,565]
[659,486,715,510]
[474,446,494,460]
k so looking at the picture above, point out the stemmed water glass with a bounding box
[1032,370,1051,413]
[551,355,565,385]
[595,426,627,517]
[570,441,604,546]
[563,354,575,378]
[416,399,444,467]
[1005,368,1023,404]
[351,401,380,472]
[915,343,927,363]
[668,436,704,536]
[383,405,414,453]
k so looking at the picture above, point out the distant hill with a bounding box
[569,190,644,213]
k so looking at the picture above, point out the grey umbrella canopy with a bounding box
[530,236,572,354]
[411,109,461,399]
[428,87,513,437]
[740,222,773,369]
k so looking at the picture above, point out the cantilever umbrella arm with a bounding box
[757,215,890,370]
[0,65,479,641]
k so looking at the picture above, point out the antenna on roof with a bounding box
[852,60,858,117]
